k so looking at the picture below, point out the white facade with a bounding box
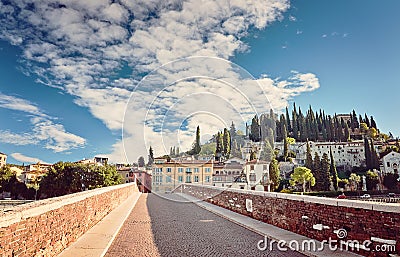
[274,140,379,169]
[243,160,270,191]
[0,152,6,168]
[381,151,400,174]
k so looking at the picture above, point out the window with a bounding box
[205,168,211,173]
[126,174,129,177]
[194,176,199,182]
[249,173,256,182]
[387,162,391,167]
[216,171,219,175]
[194,168,199,173]
[186,168,192,173]
[178,176,183,182]
[167,167,172,173]
[178,168,183,173]
[166,176,172,183]
[205,176,210,182]
[250,165,254,170]
[186,176,191,183]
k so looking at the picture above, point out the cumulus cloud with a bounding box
[0,0,320,162]
[0,93,85,152]
[10,153,45,164]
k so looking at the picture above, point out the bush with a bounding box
[280,188,292,194]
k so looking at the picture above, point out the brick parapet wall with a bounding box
[177,184,399,256]
[0,183,138,257]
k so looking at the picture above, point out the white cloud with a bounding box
[0,93,86,152]
[10,153,45,164]
[0,0,322,163]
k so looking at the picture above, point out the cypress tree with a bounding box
[364,114,370,128]
[250,115,261,142]
[269,157,281,191]
[193,126,201,155]
[305,141,313,170]
[313,152,322,191]
[286,107,291,133]
[321,153,331,191]
[283,126,288,161]
[330,147,338,191]
[223,128,231,159]
[364,137,372,170]
[352,110,359,128]
[370,140,380,170]
[215,132,223,161]
[292,110,298,140]
[370,116,377,129]
[344,122,350,142]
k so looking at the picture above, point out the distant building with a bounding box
[76,158,96,165]
[336,114,352,124]
[152,157,213,192]
[94,156,108,166]
[117,167,152,193]
[22,163,52,185]
[380,151,400,175]
[274,140,379,170]
[243,159,270,191]
[0,152,6,168]
[213,158,244,188]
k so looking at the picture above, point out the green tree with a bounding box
[250,115,261,142]
[290,166,315,192]
[364,137,372,170]
[269,157,280,191]
[313,152,322,191]
[383,173,399,190]
[321,153,331,191]
[39,162,121,198]
[229,121,237,141]
[148,146,154,165]
[330,147,338,191]
[260,140,273,162]
[338,178,348,189]
[215,131,223,161]
[223,128,231,158]
[138,156,145,167]
[305,141,313,170]
[365,170,379,190]
[349,173,361,191]
[190,126,202,155]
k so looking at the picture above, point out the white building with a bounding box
[0,152,6,168]
[243,159,270,191]
[274,140,381,170]
[380,151,400,175]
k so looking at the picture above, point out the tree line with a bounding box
[248,103,380,143]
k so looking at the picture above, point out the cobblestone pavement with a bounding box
[105,194,160,257]
[106,193,304,257]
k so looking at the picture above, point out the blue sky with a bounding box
[0,0,399,164]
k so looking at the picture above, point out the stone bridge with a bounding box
[0,183,398,257]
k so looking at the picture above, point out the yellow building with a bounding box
[152,157,213,192]
[0,152,7,168]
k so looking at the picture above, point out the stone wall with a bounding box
[0,183,137,257]
[177,184,399,256]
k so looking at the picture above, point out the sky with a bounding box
[0,0,399,165]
